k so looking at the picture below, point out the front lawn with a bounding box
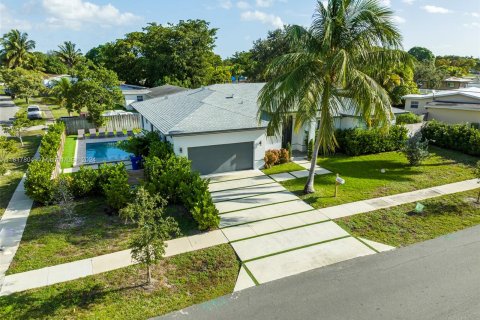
[61,135,76,169]
[262,161,305,175]
[336,189,480,247]
[7,197,198,274]
[0,131,43,217]
[282,146,479,209]
[0,244,239,320]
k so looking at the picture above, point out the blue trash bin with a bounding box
[130,155,142,170]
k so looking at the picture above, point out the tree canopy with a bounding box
[86,20,230,88]
[0,29,35,69]
[408,47,435,64]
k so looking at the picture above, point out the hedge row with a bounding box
[25,122,65,204]
[421,121,480,156]
[144,154,219,230]
[396,113,422,125]
[335,125,409,156]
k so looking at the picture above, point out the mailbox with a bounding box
[336,176,345,185]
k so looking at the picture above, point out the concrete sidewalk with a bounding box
[0,229,228,296]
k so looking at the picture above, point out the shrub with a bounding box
[144,155,219,230]
[264,149,280,168]
[71,166,98,198]
[401,132,429,166]
[39,122,64,160]
[335,125,408,156]
[97,163,131,211]
[148,140,174,159]
[396,113,421,125]
[279,148,290,164]
[117,130,173,158]
[0,136,18,153]
[421,121,480,156]
[53,175,75,218]
[25,160,56,204]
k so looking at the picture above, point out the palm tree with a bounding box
[55,41,82,68]
[0,29,36,68]
[51,77,73,115]
[258,0,411,194]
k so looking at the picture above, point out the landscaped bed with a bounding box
[7,197,197,275]
[0,244,239,320]
[262,161,305,175]
[282,146,479,208]
[0,131,42,217]
[336,189,480,247]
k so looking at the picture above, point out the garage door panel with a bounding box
[188,142,253,175]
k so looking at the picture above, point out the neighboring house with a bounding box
[43,74,76,88]
[439,77,472,90]
[132,83,406,175]
[120,84,188,110]
[403,87,480,125]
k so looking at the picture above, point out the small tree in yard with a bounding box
[120,187,179,286]
[53,175,75,220]
[402,132,429,166]
[3,111,32,146]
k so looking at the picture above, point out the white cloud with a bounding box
[0,3,32,32]
[402,0,415,4]
[219,0,233,9]
[237,1,250,9]
[42,0,140,30]
[422,5,451,14]
[241,10,284,28]
[470,12,480,18]
[392,16,406,24]
[464,22,480,29]
[256,0,274,7]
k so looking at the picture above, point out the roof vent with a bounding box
[226,94,234,99]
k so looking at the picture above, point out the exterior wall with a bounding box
[439,81,469,90]
[338,117,366,130]
[124,94,148,110]
[404,98,432,114]
[168,129,280,170]
[427,109,480,124]
[141,115,154,132]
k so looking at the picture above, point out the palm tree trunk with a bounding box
[477,190,480,204]
[303,128,323,194]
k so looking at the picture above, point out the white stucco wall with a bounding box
[167,129,281,170]
[404,98,431,114]
[426,108,480,124]
[124,94,147,110]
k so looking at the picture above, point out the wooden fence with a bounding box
[61,114,141,135]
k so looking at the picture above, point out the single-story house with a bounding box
[120,84,188,110]
[403,87,480,125]
[132,83,406,175]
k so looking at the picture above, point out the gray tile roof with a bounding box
[146,84,189,99]
[131,83,269,135]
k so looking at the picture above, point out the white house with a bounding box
[120,84,188,110]
[403,87,480,125]
[132,83,405,175]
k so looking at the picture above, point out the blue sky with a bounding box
[1,0,479,58]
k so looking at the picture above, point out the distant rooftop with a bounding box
[146,85,189,99]
[402,87,480,100]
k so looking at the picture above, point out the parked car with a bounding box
[27,105,43,120]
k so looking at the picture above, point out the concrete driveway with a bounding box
[208,170,391,290]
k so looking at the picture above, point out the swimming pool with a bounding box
[85,142,133,163]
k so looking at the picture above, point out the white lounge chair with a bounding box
[77,129,85,140]
[89,128,97,139]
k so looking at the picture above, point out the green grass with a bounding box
[0,131,43,217]
[0,244,239,320]
[282,146,479,209]
[336,189,480,247]
[262,161,306,175]
[61,135,76,169]
[7,197,198,274]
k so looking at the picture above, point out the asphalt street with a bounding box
[158,225,480,320]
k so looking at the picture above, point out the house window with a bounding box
[136,95,144,102]
[448,82,455,88]
[410,101,419,109]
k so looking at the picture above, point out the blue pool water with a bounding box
[86,142,133,163]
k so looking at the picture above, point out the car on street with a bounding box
[27,105,43,120]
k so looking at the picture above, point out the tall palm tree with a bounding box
[258,0,411,194]
[0,29,36,68]
[55,41,82,68]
